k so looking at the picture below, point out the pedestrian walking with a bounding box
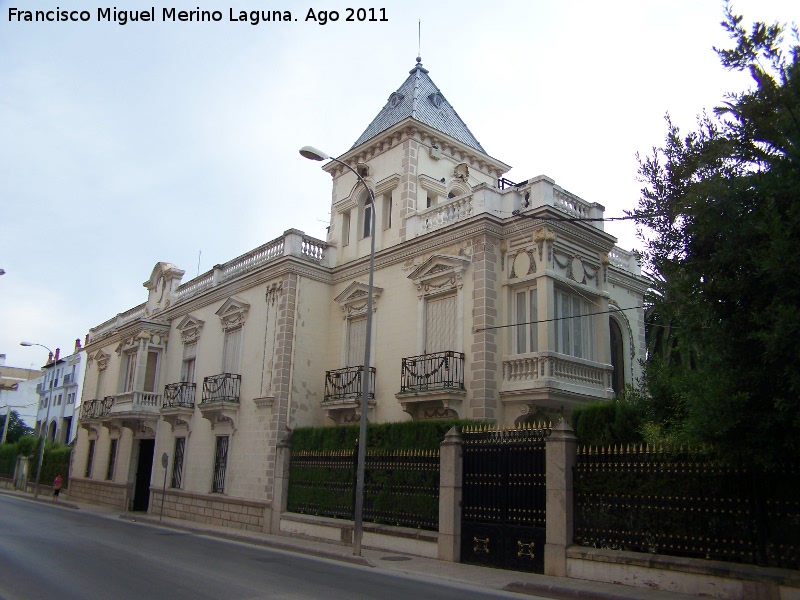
[53,474,63,502]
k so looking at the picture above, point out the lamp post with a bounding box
[20,341,56,498]
[300,146,375,556]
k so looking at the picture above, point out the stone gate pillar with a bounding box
[544,419,578,576]
[438,426,463,562]
[268,432,292,534]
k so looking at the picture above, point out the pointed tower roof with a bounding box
[351,58,486,153]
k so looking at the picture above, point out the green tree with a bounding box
[0,410,34,444]
[633,5,800,468]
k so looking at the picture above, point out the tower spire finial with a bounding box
[417,19,421,65]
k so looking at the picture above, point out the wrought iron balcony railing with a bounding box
[201,373,241,404]
[324,366,376,402]
[162,382,196,409]
[80,397,113,419]
[400,351,465,393]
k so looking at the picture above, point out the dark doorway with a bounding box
[609,317,625,396]
[132,439,155,512]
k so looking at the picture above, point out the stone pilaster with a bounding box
[544,419,578,576]
[398,139,419,242]
[470,233,500,420]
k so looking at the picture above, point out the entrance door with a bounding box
[132,439,155,512]
[461,427,549,573]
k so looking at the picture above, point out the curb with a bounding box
[116,513,374,568]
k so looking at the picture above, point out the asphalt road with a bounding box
[0,494,531,600]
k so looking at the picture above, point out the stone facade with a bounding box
[72,59,648,532]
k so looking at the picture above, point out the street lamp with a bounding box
[20,341,56,498]
[300,145,376,556]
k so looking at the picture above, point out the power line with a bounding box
[508,209,664,223]
[474,304,645,333]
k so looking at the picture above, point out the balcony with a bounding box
[501,351,614,409]
[322,366,376,425]
[79,397,113,435]
[199,373,240,429]
[395,351,466,420]
[63,373,75,385]
[161,382,196,431]
[100,390,161,436]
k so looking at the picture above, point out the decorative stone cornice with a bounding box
[334,281,384,318]
[215,296,250,331]
[408,254,471,298]
[176,314,205,344]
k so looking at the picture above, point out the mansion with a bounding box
[71,59,647,526]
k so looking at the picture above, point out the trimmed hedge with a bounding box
[290,418,481,452]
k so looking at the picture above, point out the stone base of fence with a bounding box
[69,478,131,509]
[151,488,270,533]
[280,512,438,558]
[567,546,800,600]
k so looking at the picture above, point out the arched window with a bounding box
[609,317,625,395]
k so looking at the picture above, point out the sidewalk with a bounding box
[0,487,699,600]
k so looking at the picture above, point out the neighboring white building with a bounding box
[33,341,87,445]
[71,59,648,526]
[0,354,42,439]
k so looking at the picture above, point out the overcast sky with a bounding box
[1,0,795,410]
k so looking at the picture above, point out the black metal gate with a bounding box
[461,425,550,572]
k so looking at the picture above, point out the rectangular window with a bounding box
[182,342,197,383]
[123,351,137,392]
[362,203,372,238]
[222,328,242,374]
[85,439,96,478]
[106,439,118,481]
[346,317,367,367]
[143,351,159,392]
[514,287,538,354]
[212,436,229,493]
[342,211,351,247]
[554,289,595,360]
[171,437,186,488]
[425,294,457,353]
[383,193,392,230]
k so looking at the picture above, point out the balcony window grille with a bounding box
[212,436,229,493]
[106,439,118,481]
[171,438,185,488]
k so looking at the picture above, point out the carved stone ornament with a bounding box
[143,262,185,316]
[265,282,283,306]
[554,251,600,286]
[533,226,556,263]
[94,350,110,371]
[215,296,250,331]
[453,163,469,181]
[177,314,205,344]
[510,249,536,279]
[334,281,383,319]
[408,254,471,297]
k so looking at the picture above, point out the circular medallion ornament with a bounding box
[571,256,584,282]
[513,252,531,278]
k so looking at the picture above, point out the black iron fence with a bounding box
[287,445,440,530]
[574,445,800,570]
[400,351,465,393]
[202,373,241,404]
[324,366,375,402]
[163,382,196,408]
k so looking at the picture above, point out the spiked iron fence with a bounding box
[287,446,440,530]
[574,444,799,569]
